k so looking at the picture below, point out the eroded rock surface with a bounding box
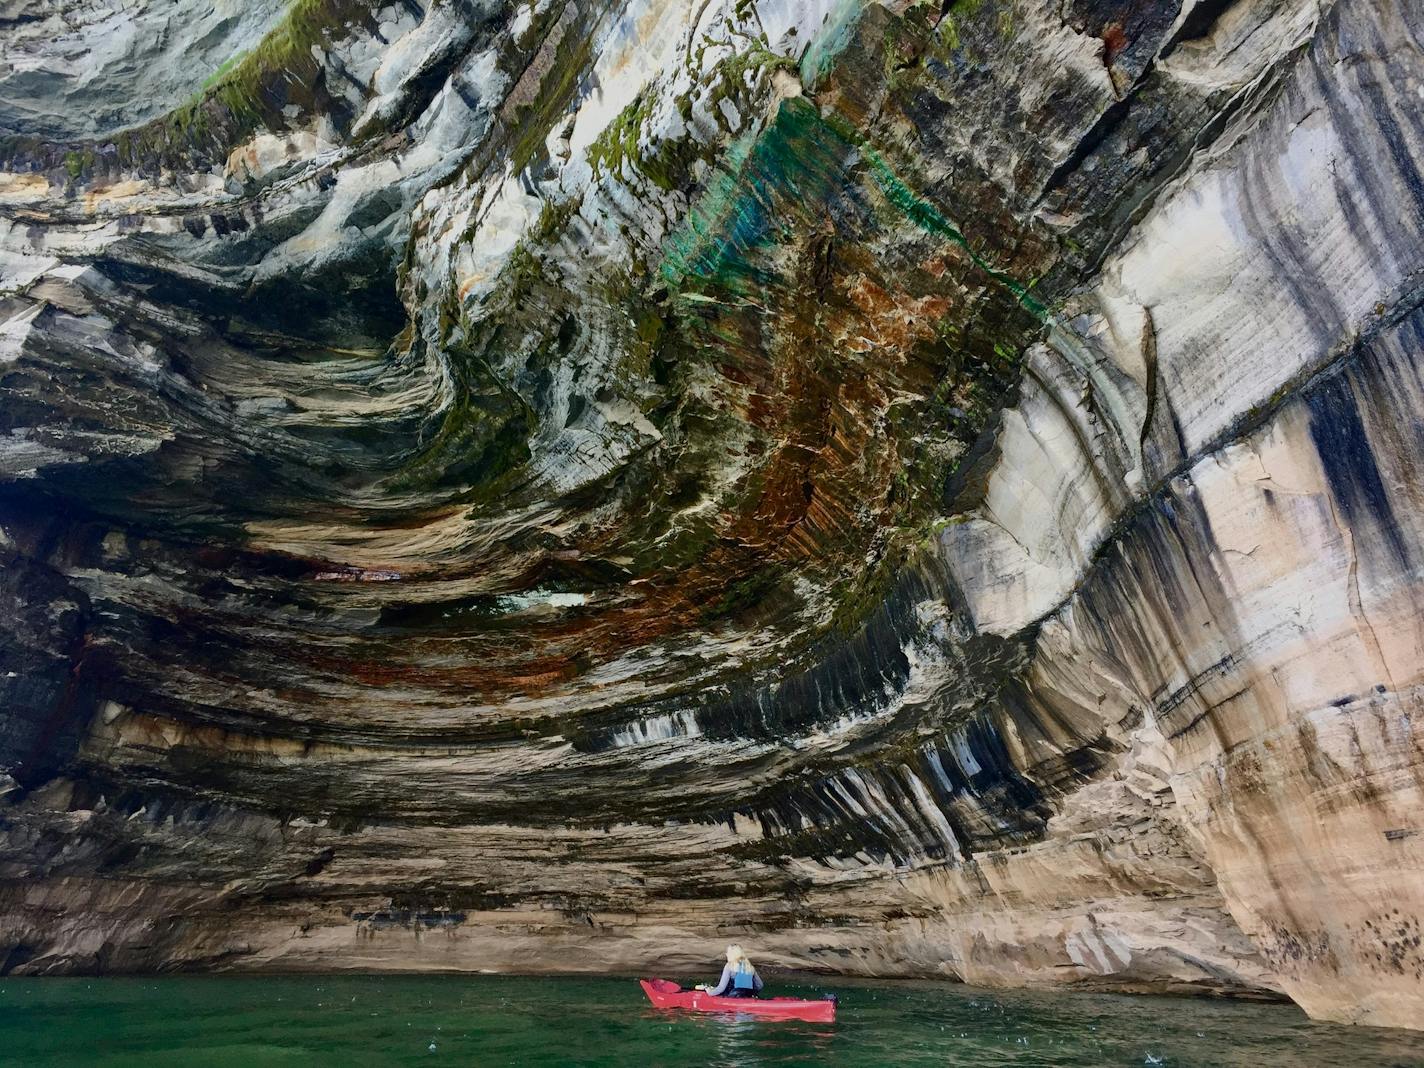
[2,0,1422,1030]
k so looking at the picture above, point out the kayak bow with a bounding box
[639,978,836,1023]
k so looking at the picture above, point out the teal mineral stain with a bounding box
[798,0,866,90]
[659,95,1046,323]
[659,98,858,295]
[658,126,758,288]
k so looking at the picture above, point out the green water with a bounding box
[1,974,1420,1067]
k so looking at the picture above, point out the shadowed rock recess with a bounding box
[2,0,1422,1031]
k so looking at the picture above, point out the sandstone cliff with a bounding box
[2,0,1422,1031]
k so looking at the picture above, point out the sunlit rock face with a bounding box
[2,0,1423,1030]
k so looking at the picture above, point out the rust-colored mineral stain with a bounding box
[1102,22,1129,64]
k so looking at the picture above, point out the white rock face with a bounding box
[928,0,1424,1027]
[0,0,289,138]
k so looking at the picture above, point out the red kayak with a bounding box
[639,978,837,1023]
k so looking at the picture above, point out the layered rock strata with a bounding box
[2,0,1422,1031]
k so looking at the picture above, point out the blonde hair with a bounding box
[726,944,755,972]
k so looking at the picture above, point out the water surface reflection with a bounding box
[1,974,1420,1067]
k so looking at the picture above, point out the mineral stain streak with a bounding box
[1,0,1423,1033]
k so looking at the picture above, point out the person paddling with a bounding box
[696,944,764,998]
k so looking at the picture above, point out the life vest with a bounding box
[733,962,756,990]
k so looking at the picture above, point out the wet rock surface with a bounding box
[1,0,1422,1031]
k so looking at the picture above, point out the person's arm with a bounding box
[752,970,763,992]
[706,964,734,996]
